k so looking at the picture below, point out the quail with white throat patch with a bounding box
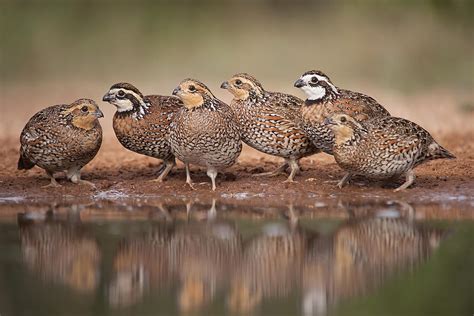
[18,99,103,188]
[324,113,455,191]
[294,70,390,154]
[221,73,319,182]
[103,83,182,182]
[169,79,242,191]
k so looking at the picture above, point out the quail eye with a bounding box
[188,85,196,92]
[81,106,89,113]
[117,90,125,97]
[235,79,242,86]
[311,76,318,83]
[340,116,347,123]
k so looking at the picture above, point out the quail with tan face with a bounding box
[221,73,319,182]
[324,114,455,191]
[103,83,182,182]
[169,79,242,191]
[18,99,103,187]
[294,70,390,154]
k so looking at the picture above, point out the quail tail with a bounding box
[17,151,35,170]
[428,143,456,160]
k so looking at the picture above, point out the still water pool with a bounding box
[0,201,472,316]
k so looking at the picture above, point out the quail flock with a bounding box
[18,70,455,191]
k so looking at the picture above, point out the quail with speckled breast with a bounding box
[294,70,390,154]
[221,73,319,182]
[103,83,182,182]
[324,113,456,191]
[169,79,242,191]
[18,99,103,187]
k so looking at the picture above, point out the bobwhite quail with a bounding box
[324,113,456,191]
[169,79,242,191]
[18,99,103,187]
[221,73,319,182]
[294,70,390,153]
[103,83,182,182]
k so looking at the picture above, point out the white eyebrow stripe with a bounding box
[302,74,338,94]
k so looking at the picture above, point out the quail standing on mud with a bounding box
[221,73,319,182]
[103,83,182,182]
[18,99,103,187]
[294,70,390,153]
[324,114,456,191]
[169,79,242,191]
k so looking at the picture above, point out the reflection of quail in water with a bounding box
[221,73,319,182]
[18,215,101,292]
[169,79,242,190]
[302,216,446,313]
[18,99,103,187]
[102,83,182,182]
[324,114,456,191]
[109,225,173,308]
[294,70,390,154]
[171,219,242,313]
[228,220,312,314]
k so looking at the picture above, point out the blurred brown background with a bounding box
[1,0,473,143]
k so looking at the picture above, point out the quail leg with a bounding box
[394,169,416,192]
[42,170,61,188]
[283,159,300,183]
[207,167,218,191]
[337,173,352,189]
[67,168,95,188]
[252,162,288,177]
[185,163,196,190]
[207,199,217,220]
[151,158,176,183]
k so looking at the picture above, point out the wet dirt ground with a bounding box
[1,132,473,220]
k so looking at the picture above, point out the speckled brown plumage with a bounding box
[169,79,242,190]
[18,98,103,187]
[294,70,390,154]
[103,83,182,182]
[221,73,319,182]
[325,114,456,191]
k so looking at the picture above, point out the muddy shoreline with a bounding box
[1,132,473,220]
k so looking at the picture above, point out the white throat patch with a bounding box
[301,85,326,101]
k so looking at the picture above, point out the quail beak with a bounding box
[294,78,305,88]
[95,108,104,118]
[102,93,114,102]
[172,87,181,96]
[220,81,230,89]
[323,117,335,125]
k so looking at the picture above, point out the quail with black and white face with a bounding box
[221,73,319,182]
[103,83,182,182]
[294,70,390,154]
[324,113,456,191]
[169,79,242,191]
[18,99,103,188]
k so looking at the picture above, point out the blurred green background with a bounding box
[1,0,473,137]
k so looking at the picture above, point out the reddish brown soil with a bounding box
[1,132,473,220]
